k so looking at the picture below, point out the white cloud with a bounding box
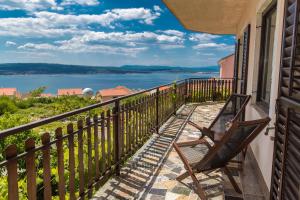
[18,43,57,50]
[158,30,185,37]
[61,0,100,6]
[193,42,234,51]
[18,42,148,56]
[153,5,162,12]
[0,17,85,37]
[17,29,186,56]
[159,44,185,49]
[0,8,184,50]
[105,7,161,25]
[58,31,185,48]
[0,0,58,11]
[0,0,102,11]
[0,4,184,56]
[189,33,220,42]
[189,33,233,52]
[5,41,17,46]
[193,43,221,49]
[0,6,162,38]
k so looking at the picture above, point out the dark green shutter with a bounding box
[241,24,251,95]
[270,0,300,199]
[234,39,240,93]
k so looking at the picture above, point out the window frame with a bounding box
[257,2,277,111]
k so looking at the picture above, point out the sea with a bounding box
[0,72,218,94]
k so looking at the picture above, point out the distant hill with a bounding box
[0,63,219,75]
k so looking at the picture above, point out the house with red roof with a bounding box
[97,86,132,102]
[57,88,83,96]
[0,88,20,98]
[159,86,171,91]
[40,93,54,98]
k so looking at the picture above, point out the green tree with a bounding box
[29,86,47,97]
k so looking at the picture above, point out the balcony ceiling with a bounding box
[162,0,248,34]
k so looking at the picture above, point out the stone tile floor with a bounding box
[92,103,263,200]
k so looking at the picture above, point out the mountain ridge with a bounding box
[0,63,219,75]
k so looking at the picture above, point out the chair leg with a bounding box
[223,167,242,194]
[227,160,243,172]
[176,171,189,181]
[175,170,207,199]
[173,143,207,199]
[191,174,207,200]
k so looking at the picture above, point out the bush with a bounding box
[0,96,18,115]
[16,97,55,109]
[0,94,104,199]
[0,113,37,161]
[15,99,34,109]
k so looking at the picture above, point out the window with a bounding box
[257,4,277,110]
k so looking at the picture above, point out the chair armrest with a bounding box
[175,138,212,148]
[202,127,214,134]
[202,127,215,139]
[187,121,215,139]
[187,121,204,131]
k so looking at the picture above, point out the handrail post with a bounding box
[173,83,177,115]
[212,78,216,101]
[184,79,188,104]
[113,100,121,176]
[156,88,159,134]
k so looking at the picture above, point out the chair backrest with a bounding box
[209,94,251,134]
[195,117,270,171]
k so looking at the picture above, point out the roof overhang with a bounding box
[162,0,248,35]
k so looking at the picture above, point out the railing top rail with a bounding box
[0,79,186,139]
[189,77,234,80]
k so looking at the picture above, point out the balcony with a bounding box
[0,78,265,200]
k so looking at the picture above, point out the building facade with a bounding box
[163,0,300,199]
[218,54,235,79]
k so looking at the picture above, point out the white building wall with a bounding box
[235,0,285,189]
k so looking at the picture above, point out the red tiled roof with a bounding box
[98,86,132,97]
[0,88,17,96]
[57,88,83,96]
[159,86,171,91]
[41,93,53,97]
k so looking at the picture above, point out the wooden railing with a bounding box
[189,78,234,102]
[0,78,233,200]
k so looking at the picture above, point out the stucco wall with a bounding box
[219,55,235,79]
[235,0,284,189]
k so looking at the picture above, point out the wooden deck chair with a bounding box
[188,94,251,141]
[173,117,270,200]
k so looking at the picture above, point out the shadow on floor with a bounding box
[92,103,261,200]
[92,105,196,199]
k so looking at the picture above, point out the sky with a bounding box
[0,0,235,67]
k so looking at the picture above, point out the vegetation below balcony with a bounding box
[0,78,233,199]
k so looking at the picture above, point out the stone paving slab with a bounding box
[92,102,243,200]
